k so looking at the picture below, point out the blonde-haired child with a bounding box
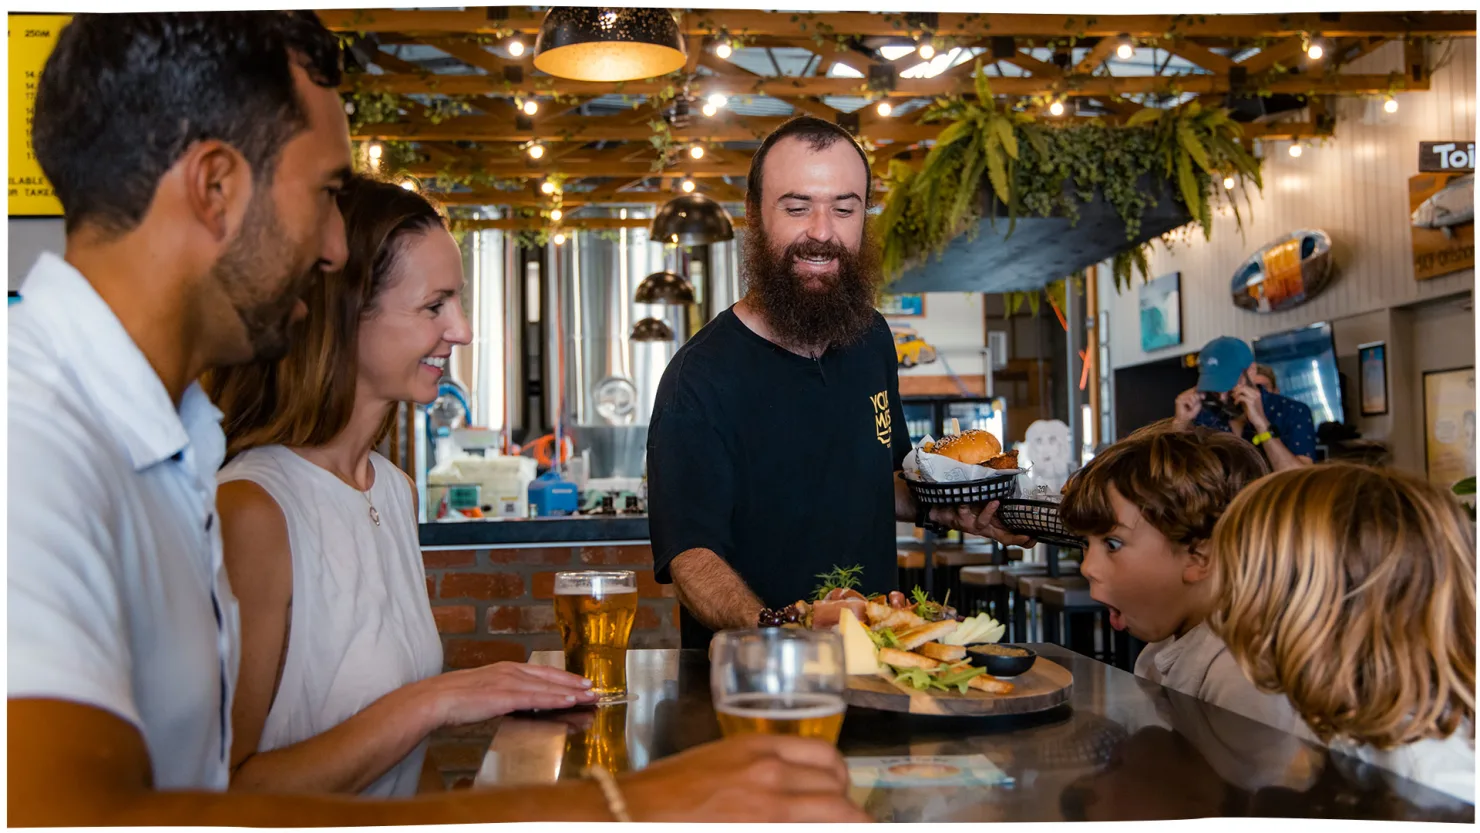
[1210,463,1476,803]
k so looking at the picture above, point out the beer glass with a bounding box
[710,628,847,743]
[553,570,638,703]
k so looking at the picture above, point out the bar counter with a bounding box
[474,647,1474,823]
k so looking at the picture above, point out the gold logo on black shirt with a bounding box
[870,391,891,447]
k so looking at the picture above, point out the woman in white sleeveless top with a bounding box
[204,177,598,797]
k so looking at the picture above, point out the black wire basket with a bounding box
[996,499,1087,549]
[905,471,1019,506]
[907,472,1019,534]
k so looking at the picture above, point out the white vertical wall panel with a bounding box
[1100,39,1476,370]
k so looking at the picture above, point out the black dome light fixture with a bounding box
[649,193,735,247]
[630,318,676,342]
[533,7,687,83]
[634,270,696,305]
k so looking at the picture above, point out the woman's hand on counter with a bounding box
[417,662,600,729]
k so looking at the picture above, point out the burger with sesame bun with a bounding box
[925,429,1019,470]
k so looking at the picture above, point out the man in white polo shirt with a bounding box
[9,12,865,826]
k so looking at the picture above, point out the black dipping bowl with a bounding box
[965,644,1038,678]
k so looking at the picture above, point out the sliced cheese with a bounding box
[839,607,880,675]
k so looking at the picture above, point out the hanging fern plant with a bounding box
[879,63,1264,308]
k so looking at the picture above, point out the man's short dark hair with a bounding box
[33,12,343,235]
[745,115,872,215]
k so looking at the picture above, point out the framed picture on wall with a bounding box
[878,294,925,317]
[1357,341,1389,416]
[1138,272,1182,352]
[1422,366,1475,487]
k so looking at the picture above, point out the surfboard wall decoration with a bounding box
[1230,229,1335,314]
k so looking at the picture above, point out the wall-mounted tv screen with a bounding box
[1252,322,1344,426]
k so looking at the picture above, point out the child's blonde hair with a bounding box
[1209,463,1476,750]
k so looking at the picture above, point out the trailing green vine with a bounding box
[879,61,1264,307]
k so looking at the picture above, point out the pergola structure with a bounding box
[321,8,1476,231]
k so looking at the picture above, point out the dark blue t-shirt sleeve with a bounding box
[646,367,735,585]
[1272,397,1317,458]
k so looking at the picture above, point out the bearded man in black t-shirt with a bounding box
[645,116,1032,648]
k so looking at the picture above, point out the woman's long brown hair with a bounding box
[203,175,447,460]
[1209,463,1476,750]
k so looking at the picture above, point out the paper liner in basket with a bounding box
[902,435,1026,484]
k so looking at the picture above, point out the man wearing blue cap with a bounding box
[1172,336,1315,472]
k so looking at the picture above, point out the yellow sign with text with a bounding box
[9,15,71,216]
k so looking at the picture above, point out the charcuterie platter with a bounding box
[759,566,1074,717]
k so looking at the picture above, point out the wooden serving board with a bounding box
[844,658,1073,716]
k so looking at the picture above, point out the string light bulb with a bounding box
[553,232,566,246]
[527,143,545,159]
[1116,38,1134,60]
[715,40,732,59]
[1289,143,1303,158]
[508,39,525,57]
[550,208,563,222]
[1223,175,1236,190]
[702,103,718,117]
[707,93,728,109]
[1048,99,1066,117]
[681,178,696,193]
[541,180,557,194]
[876,100,893,117]
[1305,39,1324,60]
[1384,96,1399,114]
[367,143,383,160]
[918,42,935,60]
[522,99,539,116]
[689,145,705,159]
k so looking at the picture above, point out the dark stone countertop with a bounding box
[475,646,1474,823]
[418,516,649,548]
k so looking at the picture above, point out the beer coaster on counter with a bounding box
[846,755,1013,789]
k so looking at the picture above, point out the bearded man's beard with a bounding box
[741,222,883,351]
[210,191,317,364]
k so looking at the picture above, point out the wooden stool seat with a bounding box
[1015,574,1056,599]
[896,551,925,570]
[932,550,995,568]
[959,565,1004,587]
[1039,577,1096,608]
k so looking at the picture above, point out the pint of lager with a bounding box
[715,692,846,743]
[553,571,637,702]
[711,628,847,744]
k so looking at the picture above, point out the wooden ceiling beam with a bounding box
[435,189,741,207]
[360,116,1330,145]
[1237,36,1310,74]
[352,70,1422,99]
[457,216,752,231]
[405,160,753,178]
[1157,38,1236,74]
[318,10,1475,39]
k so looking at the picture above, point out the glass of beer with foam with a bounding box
[553,570,638,703]
[710,628,847,743]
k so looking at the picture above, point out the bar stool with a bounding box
[897,550,925,591]
[1039,577,1115,664]
[958,565,1005,622]
[1012,561,1081,644]
[932,548,996,601]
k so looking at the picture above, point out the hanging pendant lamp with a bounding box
[630,317,676,342]
[533,8,687,83]
[650,193,735,247]
[634,270,696,305]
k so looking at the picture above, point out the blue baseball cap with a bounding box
[1197,337,1254,393]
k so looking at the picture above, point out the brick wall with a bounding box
[422,542,678,789]
[423,543,680,669]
